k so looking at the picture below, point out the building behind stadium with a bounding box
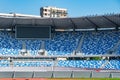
[40,6,68,18]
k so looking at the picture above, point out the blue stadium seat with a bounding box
[0,59,120,70]
[45,32,82,55]
[0,31,22,55]
[81,31,120,55]
[0,31,41,56]
[24,40,41,55]
[57,60,120,69]
[0,60,9,67]
[0,31,120,56]
[14,61,54,67]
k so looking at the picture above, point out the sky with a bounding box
[0,0,120,17]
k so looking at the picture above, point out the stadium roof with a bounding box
[0,13,120,31]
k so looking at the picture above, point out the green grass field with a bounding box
[1,78,120,80]
[47,78,120,80]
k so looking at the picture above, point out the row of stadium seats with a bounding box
[0,32,22,55]
[25,40,41,55]
[14,61,53,67]
[0,31,41,56]
[57,60,120,69]
[81,31,120,55]
[0,60,10,67]
[45,32,82,55]
[0,31,120,55]
[1,60,120,69]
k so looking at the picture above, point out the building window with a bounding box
[44,9,47,11]
[44,13,47,15]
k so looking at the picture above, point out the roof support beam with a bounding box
[51,18,56,33]
[11,18,16,32]
[12,18,16,26]
[69,18,76,32]
[32,19,35,26]
[51,18,56,27]
[85,17,99,31]
[102,16,120,30]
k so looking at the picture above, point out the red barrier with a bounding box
[12,78,30,80]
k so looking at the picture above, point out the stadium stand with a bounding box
[0,60,9,67]
[24,40,41,55]
[14,61,53,67]
[0,31,120,56]
[57,60,120,69]
[45,31,82,55]
[0,30,120,70]
[0,31,42,56]
[0,31,22,56]
[81,31,120,55]
[0,59,120,70]
[0,13,120,79]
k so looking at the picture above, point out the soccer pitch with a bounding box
[47,78,120,80]
[0,78,120,80]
